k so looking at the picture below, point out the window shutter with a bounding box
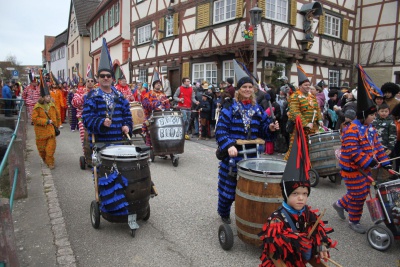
[197,3,210,29]
[289,0,297,26]
[236,0,244,19]
[318,12,325,35]
[258,0,266,18]
[182,62,190,78]
[342,18,349,42]
[159,17,165,39]
[173,13,179,35]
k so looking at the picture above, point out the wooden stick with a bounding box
[92,134,99,202]
[378,156,400,164]
[236,138,265,145]
[269,254,287,267]
[307,208,326,238]
[326,257,343,267]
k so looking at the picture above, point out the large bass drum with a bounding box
[98,145,150,223]
[149,110,185,154]
[130,101,145,134]
[235,158,286,247]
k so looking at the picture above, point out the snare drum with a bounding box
[235,158,286,246]
[308,130,341,177]
[130,102,145,134]
[98,145,150,222]
[149,110,184,154]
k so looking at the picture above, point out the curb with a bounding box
[41,163,77,267]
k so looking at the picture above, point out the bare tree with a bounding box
[5,54,21,66]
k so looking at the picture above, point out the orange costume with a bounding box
[32,101,61,168]
[50,88,65,127]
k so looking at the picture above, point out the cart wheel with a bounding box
[218,224,234,251]
[143,205,150,221]
[172,156,179,167]
[131,229,136,238]
[367,225,394,251]
[90,200,100,229]
[150,150,155,162]
[308,169,319,187]
[79,156,86,170]
[328,175,336,183]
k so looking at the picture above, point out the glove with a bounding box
[368,159,378,168]
[383,164,393,170]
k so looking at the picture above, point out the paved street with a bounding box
[12,125,400,267]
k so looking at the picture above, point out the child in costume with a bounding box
[259,116,337,267]
[333,65,391,234]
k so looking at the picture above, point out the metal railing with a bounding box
[0,97,26,267]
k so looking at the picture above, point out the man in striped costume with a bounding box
[22,74,40,123]
[332,65,391,234]
[284,61,323,161]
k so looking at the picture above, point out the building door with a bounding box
[169,68,180,96]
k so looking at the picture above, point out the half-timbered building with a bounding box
[129,0,360,92]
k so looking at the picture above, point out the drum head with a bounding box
[100,145,141,160]
[237,158,286,175]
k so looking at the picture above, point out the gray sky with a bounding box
[0,0,70,65]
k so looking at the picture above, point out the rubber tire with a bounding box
[172,157,179,167]
[79,156,86,170]
[90,200,100,229]
[328,175,336,183]
[143,205,150,221]
[367,225,394,251]
[308,169,319,187]
[218,224,234,251]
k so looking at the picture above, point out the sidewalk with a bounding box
[12,125,76,267]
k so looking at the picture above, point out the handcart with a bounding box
[366,169,400,251]
[217,139,286,250]
[147,110,184,167]
[89,134,157,237]
[307,130,342,187]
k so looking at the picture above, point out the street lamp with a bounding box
[249,4,263,80]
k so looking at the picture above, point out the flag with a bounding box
[356,64,383,97]
[86,64,92,78]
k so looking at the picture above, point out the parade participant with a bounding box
[225,77,235,98]
[173,77,199,140]
[334,89,357,130]
[2,80,13,117]
[49,73,65,128]
[284,61,323,161]
[72,71,95,153]
[197,92,212,140]
[82,39,133,145]
[22,71,40,123]
[381,82,400,112]
[373,103,396,156]
[32,70,61,170]
[163,75,172,98]
[141,73,171,147]
[215,61,279,224]
[67,85,78,132]
[133,81,146,102]
[259,116,337,267]
[115,72,134,101]
[332,65,391,234]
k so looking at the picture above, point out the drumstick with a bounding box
[236,138,265,145]
[307,208,326,238]
[378,156,400,164]
[325,258,343,267]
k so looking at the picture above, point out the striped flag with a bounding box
[86,64,92,78]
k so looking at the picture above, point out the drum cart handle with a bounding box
[236,138,265,159]
[92,134,100,203]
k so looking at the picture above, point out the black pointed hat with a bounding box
[28,69,35,83]
[39,69,50,97]
[297,60,310,86]
[50,71,59,86]
[356,64,377,119]
[98,38,113,75]
[281,116,311,201]
[233,59,254,89]
[152,69,162,87]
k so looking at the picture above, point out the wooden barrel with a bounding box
[235,158,285,246]
[308,130,341,177]
[130,102,145,134]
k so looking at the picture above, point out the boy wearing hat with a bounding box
[32,70,61,170]
[372,103,396,156]
[333,65,391,234]
[381,82,400,112]
[259,116,336,267]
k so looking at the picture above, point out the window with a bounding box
[71,44,74,58]
[160,66,168,73]
[214,0,236,24]
[223,61,234,82]
[138,69,147,82]
[329,70,340,87]
[325,13,341,38]
[104,11,108,31]
[192,62,218,85]
[266,0,288,23]
[115,2,119,24]
[166,16,174,37]
[100,16,104,34]
[70,23,73,36]
[77,40,79,54]
[109,6,114,28]
[96,20,99,38]
[137,24,151,45]
[264,61,285,77]
[68,47,70,59]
